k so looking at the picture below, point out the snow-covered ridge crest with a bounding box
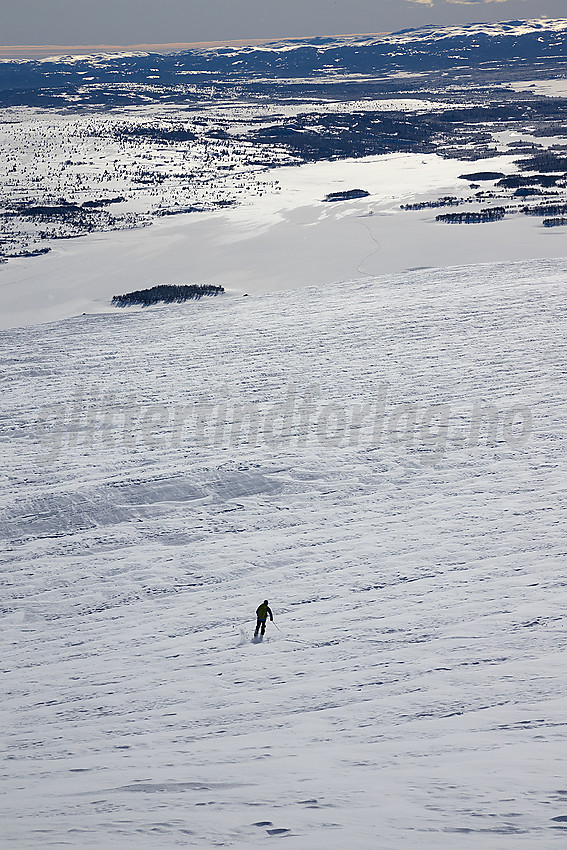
[167,18,567,59]
[37,50,151,65]
[383,16,567,45]
[4,17,567,64]
[187,17,567,57]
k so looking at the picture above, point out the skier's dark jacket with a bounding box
[256,602,273,621]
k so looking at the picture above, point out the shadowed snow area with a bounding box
[1,259,567,847]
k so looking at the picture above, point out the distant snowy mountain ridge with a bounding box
[1,16,564,79]
[226,17,567,54]
[22,16,567,66]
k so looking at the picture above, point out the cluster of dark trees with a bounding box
[459,171,504,181]
[514,188,546,197]
[81,197,124,207]
[522,203,567,217]
[516,153,567,173]
[0,201,120,245]
[323,189,369,202]
[543,218,567,228]
[5,202,81,219]
[254,111,437,161]
[436,207,505,224]
[497,174,560,189]
[4,198,123,221]
[118,125,196,144]
[401,196,465,210]
[112,284,225,307]
[10,246,51,258]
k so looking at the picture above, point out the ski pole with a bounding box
[272,621,308,645]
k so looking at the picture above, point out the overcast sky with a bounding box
[2,0,566,46]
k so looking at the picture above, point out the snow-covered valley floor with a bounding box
[2,258,567,847]
[3,148,567,331]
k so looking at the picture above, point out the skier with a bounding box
[255,600,273,637]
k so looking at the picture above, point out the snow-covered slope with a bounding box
[2,258,567,847]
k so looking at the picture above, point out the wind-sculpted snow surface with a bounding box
[2,259,567,847]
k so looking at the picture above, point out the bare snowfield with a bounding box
[2,252,567,847]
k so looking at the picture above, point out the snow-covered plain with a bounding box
[3,150,567,331]
[2,254,567,848]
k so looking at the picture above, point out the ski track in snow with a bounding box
[1,259,567,848]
